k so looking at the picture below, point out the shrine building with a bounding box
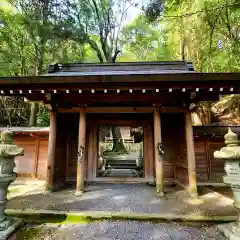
[1,61,240,196]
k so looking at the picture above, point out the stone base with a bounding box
[75,191,84,196]
[157,192,164,197]
[218,222,240,240]
[0,218,23,240]
[189,192,198,199]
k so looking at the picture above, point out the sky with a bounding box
[125,4,142,23]
[0,0,10,9]
[0,0,141,23]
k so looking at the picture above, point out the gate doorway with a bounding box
[85,114,155,183]
[97,125,144,178]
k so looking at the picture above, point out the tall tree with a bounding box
[60,0,139,63]
[8,0,55,126]
[60,0,139,152]
[0,1,87,126]
[144,0,240,72]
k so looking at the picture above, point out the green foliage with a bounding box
[36,103,50,127]
[59,0,139,63]
[144,0,240,72]
[0,96,30,126]
[121,14,172,61]
[144,0,165,22]
[0,0,89,76]
[0,1,89,126]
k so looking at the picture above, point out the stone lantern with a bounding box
[0,129,24,239]
[214,127,240,240]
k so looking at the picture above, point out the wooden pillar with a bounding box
[185,110,198,196]
[76,107,86,195]
[153,106,164,196]
[46,111,57,191]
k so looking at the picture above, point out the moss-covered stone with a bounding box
[5,209,238,224]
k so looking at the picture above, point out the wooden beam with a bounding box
[57,107,80,113]
[153,106,164,196]
[87,107,153,113]
[185,111,198,197]
[93,177,155,183]
[46,111,57,191]
[22,91,221,106]
[159,107,185,113]
[76,107,86,195]
[54,92,189,105]
[87,119,151,126]
[1,72,240,86]
[57,107,154,113]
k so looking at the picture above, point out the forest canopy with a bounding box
[0,0,240,126]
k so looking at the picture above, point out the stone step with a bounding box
[104,169,138,177]
[107,160,137,169]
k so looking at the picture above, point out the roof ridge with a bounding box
[48,61,195,74]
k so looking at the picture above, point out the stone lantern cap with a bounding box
[1,129,14,144]
[214,127,240,160]
[0,130,24,158]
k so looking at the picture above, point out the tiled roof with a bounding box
[46,61,195,76]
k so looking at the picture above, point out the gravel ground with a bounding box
[7,183,236,217]
[16,221,226,240]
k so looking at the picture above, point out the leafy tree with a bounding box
[121,14,171,61]
[59,0,139,152]
[59,0,139,63]
[144,0,240,125]
[1,0,240,128]
[0,1,87,126]
[145,0,240,72]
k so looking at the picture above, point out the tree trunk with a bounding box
[29,102,38,127]
[195,104,212,125]
[180,38,186,61]
[92,32,125,152]
[111,126,127,153]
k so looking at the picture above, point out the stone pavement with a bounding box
[6,183,237,218]
[15,220,226,240]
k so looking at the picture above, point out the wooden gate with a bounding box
[85,114,155,183]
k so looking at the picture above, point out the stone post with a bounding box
[214,127,240,240]
[136,142,143,168]
[0,129,24,239]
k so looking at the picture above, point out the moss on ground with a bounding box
[14,218,97,239]
[7,186,23,194]
[15,227,42,240]
[8,213,93,224]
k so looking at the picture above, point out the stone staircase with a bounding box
[103,169,139,177]
[106,159,137,170]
